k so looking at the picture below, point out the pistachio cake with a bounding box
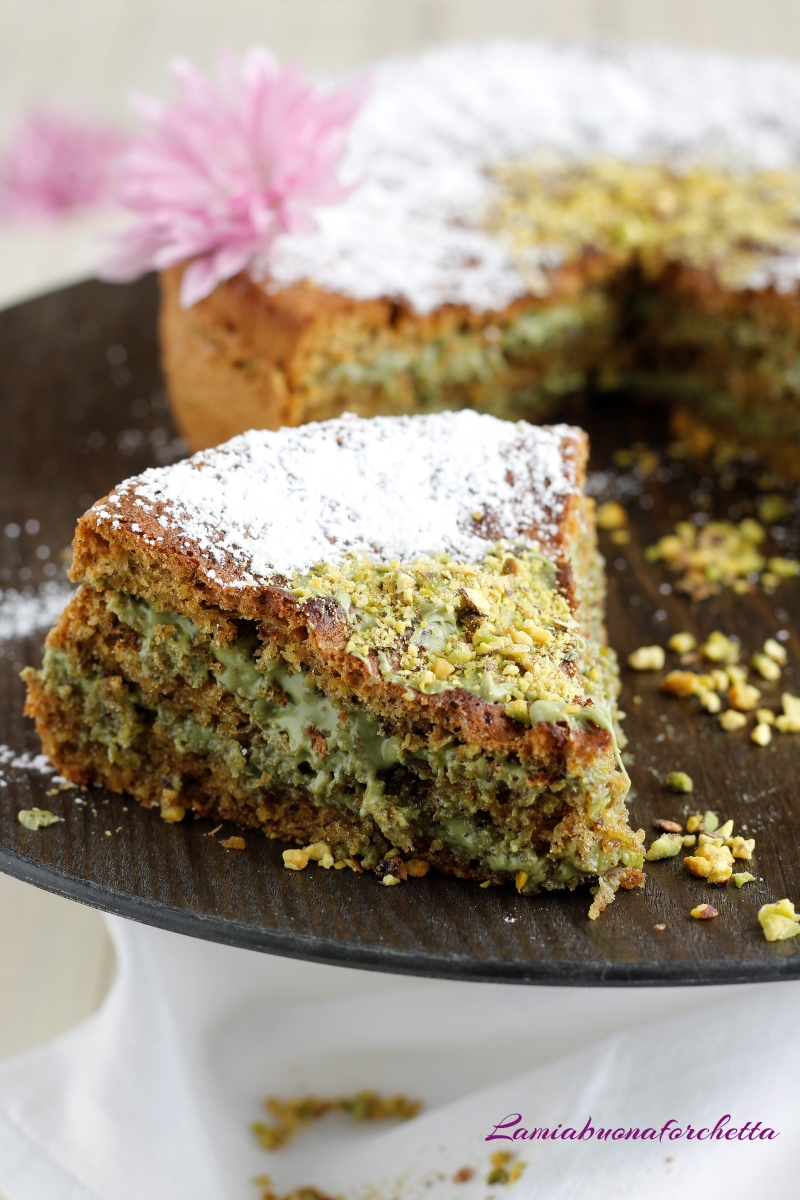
[161,41,800,478]
[23,411,644,900]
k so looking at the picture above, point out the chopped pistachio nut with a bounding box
[691,904,719,919]
[665,770,693,794]
[662,670,700,697]
[752,722,773,747]
[639,483,797,597]
[684,841,734,884]
[755,708,776,726]
[382,875,401,886]
[757,493,790,524]
[719,709,748,732]
[709,669,731,693]
[504,699,530,724]
[758,899,800,942]
[685,814,703,834]
[160,804,186,823]
[702,811,720,833]
[645,833,684,861]
[716,819,734,839]
[701,631,740,665]
[728,682,761,712]
[767,557,800,579]
[683,834,697,847]
[726,664,748,686]
[596,501,628,531]
[295,543,588,710]
[283,849,310,871]
[306,841,335,869]
[698,689,722,714]
[727,836,756,861]
[652,818,683,833]
[17,808,61,831]
[628,645,666,671]
[776,692,800,733]
[751,653,781,682]
[668,632,697,655]
[763,638,788,666]
[732,872,756,888]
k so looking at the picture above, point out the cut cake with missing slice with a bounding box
[23,411,644,910]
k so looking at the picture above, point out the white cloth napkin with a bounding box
[0,914,794,1200]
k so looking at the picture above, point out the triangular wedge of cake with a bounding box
[23,411,644,912]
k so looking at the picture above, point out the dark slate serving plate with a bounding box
[2,275,800,985]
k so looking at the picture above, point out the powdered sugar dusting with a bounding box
[261,40,800,312]
[0,583,74,642]
[92,411,580,584]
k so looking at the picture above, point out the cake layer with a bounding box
[23,412,644,902]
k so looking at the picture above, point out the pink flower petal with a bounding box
[100,47,369,306]
[0,108,128,221]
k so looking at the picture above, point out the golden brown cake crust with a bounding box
[160,257,613,451]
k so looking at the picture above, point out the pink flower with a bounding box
[100,48,370,308]
[0,108,127,221]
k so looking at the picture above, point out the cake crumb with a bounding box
[221,836,246,850]
[654,922,666,931]
[668,632,696,654]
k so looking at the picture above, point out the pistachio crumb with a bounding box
[17,808,62,831]
[653,818,683,833]
[628,645,666,671]
[759,899,800,941]
[775,692,800,733]
[755,708,776,726]
[763,637,788,666]
[645,833,684,861]
[596,501,628,531]
[668,632,697,655]
[686,814,703,834]
[752,722,773,747]
[665,770,693,794]
[283,849,309,870]
[691,905,719,919]
[683,834,697,847]
[751,653,781,682]
[728,682,761,712]
[732,872,756,888]
[719,709,748,732]
[654,922,666,932]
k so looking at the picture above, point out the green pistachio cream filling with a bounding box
[40,542,641,888]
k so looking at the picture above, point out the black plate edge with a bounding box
[3,845,799,987]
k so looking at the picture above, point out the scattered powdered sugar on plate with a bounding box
[0,582,74,642]
[262,40,800,313]
[0,744,68,789]
[91,411,582,584]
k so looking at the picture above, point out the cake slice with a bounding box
[23,411,644,907]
